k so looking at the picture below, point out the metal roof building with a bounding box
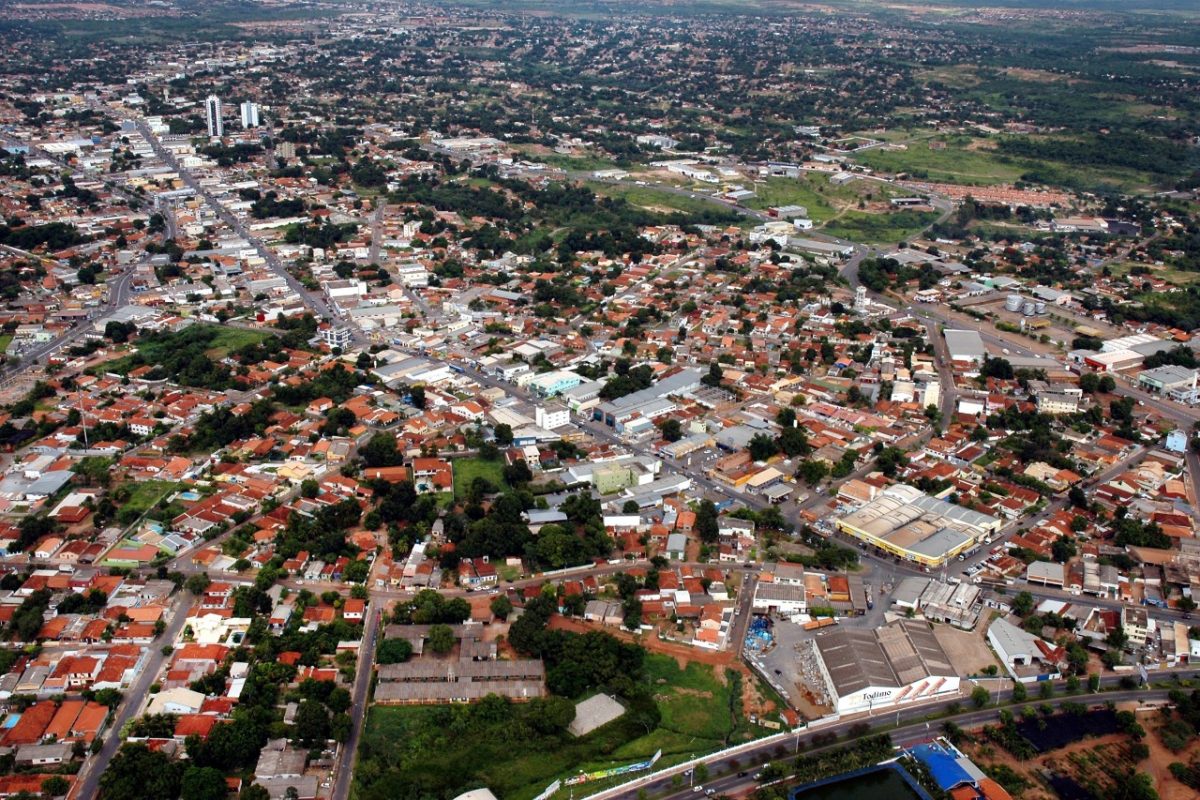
[810,619,960,715]
[835,484,1000,568]
[944,329,986,365]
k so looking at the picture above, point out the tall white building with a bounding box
[205,95,223,138]
[240,101,260,128]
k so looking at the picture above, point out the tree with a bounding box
[1106,623,1128,651]
[748,433,778,462]
[180,766,227,800]
[239,786,271,800]
[1099,374,1116,393]
[1012,591,1035,617]
[185,572,211,596]
[695,500,719,543]
[1088,673,1101,692]
[1068,485,1087,509]
[377,638,413,665]
[797,459,829,486]
[660,419,683,442]
[490,595,513,620]
[1011,682,1027,702]
[1051,535,1077,563]
[971,685,990,708]
[778,425,810,457]
[427,623,455,654]
[409,385,426,409]
[361,434,402,468]
[41,777,69,797]
[701,361,723,388]
[295,700,330,746]
[493,423,514,446]
[300,479,319,499]
[99,744,182,800]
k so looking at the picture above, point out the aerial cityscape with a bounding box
[0,0,1198,798]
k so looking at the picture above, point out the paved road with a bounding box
[0,266,135,384]
[629,680,1188,800]
[330,598,382,800]
[129,117,367,344]
[71,591,194,800]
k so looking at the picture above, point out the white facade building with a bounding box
[205,95,223,138]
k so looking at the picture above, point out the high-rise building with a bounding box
[240,101,260,128]
[205,95,223,138]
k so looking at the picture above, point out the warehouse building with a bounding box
[944,330,986,367]
[835,484,1001,568]
[1138,365,1197,395]
[808,619,960,715]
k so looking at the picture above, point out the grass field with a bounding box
[200,327,272,359]
[852,135,1160,193]
[452,456,506,499]
[355,653,754,800]
[586,181,743,222]
[853,138,1028,185]
[120,480,180,514]
[0,334,12,353]
[743,175,843,221]
[823,209,940,244]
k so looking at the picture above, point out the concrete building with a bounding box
[205,95,223,138]
[534,403,570,430]
[320,326,353,350]
[240,101,260,128]
[1122,606,1150,649]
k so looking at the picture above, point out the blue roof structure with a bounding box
[908,743,972,790]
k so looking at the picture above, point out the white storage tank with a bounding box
[1022,301,1036,316]
[1005,294,1023,312]
[1035,301,1047,315]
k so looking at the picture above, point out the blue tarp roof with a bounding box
[908,743,972,790]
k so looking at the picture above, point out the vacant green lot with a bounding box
[824,210,940,244]
[586,181,740,221]
[744,175,842,221]
[853,138,1028,185]
[97,324,271,375]
[452,456,506,499]
[354,654,754,800]
[119,480,180,514]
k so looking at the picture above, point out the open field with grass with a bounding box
[743,175,842,221]
[118,480,180,515]
[354,653,759,800]
[586,181,730,218]
[852,135,1162,193]
[853,138,1029,185]
[824,210,940,243]
[452,456,507,499]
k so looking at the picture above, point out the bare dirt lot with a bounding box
[933,624,1002,676]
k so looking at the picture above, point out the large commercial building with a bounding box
[808,619,960,714]
[944,330,986,367]
[205,95,223,138]
[594,367,704,430]
[835,484,1001,568]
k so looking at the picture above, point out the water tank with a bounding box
[1035,301,1047,315]
[1005,294,1022,312]
[1022,301,1036,316]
